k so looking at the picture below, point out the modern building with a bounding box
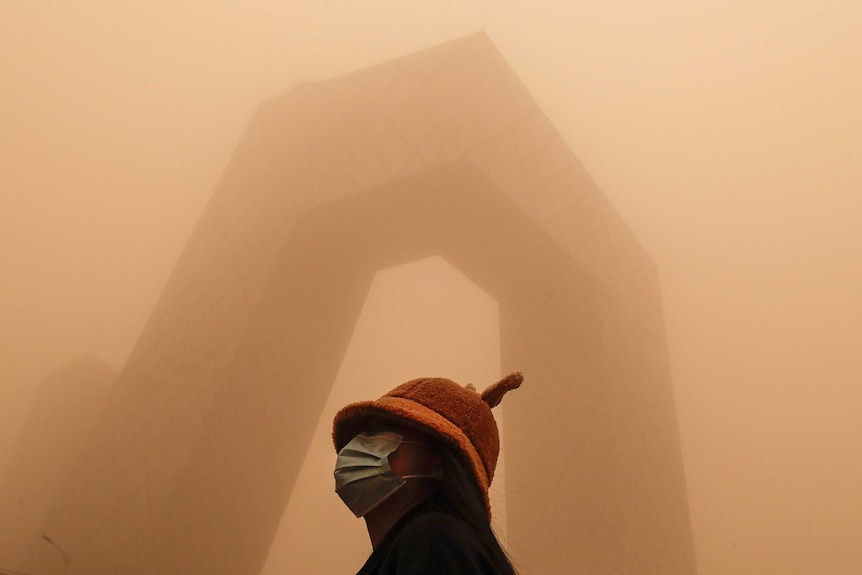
[0,356,115,574]
[34,32,696,574]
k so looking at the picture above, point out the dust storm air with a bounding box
[1,2,860,575]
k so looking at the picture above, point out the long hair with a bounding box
[431,448,519,575]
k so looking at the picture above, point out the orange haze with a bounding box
[2,2,860,574]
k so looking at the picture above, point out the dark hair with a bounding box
[432,448,519,575]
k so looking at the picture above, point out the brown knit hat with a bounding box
[332,371,523,514]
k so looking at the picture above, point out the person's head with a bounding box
[332,372,523,573]
[332,371,523,517]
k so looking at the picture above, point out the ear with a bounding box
[480,372,523,408]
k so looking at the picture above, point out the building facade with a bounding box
[0,357,115,574]
[35,33,696,575]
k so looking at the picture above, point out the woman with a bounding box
[332,372,523,575]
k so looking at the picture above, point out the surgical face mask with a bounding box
[334,431,437,517]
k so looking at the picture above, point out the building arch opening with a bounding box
[260,255,505,575]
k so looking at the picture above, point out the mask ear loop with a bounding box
[396,441,444,482]
[402,471,443,482]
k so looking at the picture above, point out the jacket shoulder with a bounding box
[388,511,497,573]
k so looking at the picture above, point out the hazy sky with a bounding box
[2,2,860,574]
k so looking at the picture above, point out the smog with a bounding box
[1,3,860,574]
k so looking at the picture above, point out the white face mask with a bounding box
[334,431,436,517]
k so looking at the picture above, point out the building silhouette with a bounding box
[0,356,115,574]
[34,32,697,574]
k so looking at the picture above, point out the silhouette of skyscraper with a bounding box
[36,32,697,575]
[0,356,115,573]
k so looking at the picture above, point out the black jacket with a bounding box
[356,501,503,575]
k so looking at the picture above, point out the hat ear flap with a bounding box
[480,372,523,408]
